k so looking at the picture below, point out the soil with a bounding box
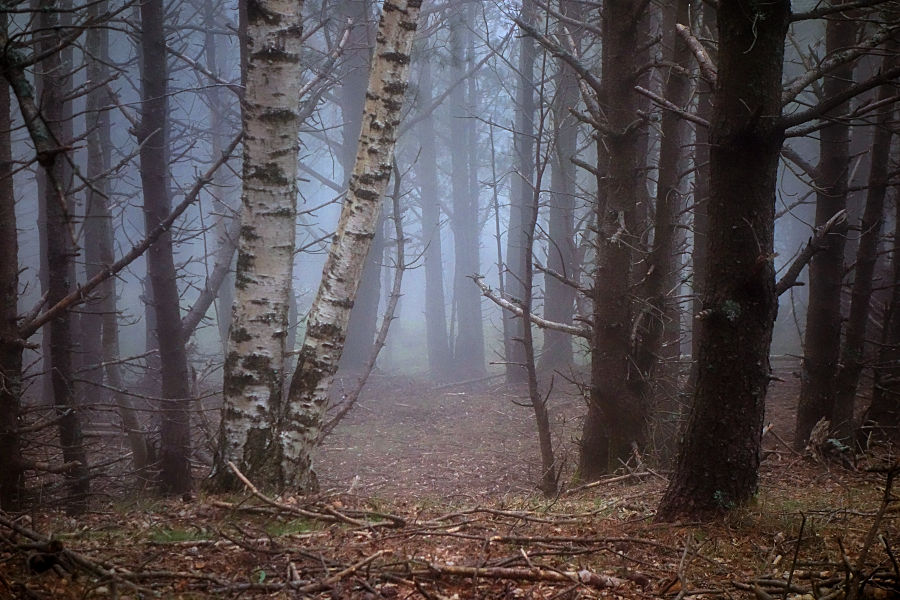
[3,366,898,600]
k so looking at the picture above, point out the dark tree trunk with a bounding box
[0,32,24,509]
[416,59,453,380]
[833,44,897,440]
[449,2,485,378]
[578,0,646,481]
[795,8,856,448]
[40,0,90,514]
[657,0,790,521]
[505,0,536,384]
[540,0,579,373]
[138,0,192,494]
[338,0,380,372]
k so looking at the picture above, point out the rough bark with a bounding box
[138,0,192,494]
[284,0,421,492]
[540,0,579,372]
[578,0,646,481]
[215,0,305,491]
[416,58,453,380]
[795,7,857,449]
[657,0,790,521]
[832,42,897,440]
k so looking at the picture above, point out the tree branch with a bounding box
[473,275,590,339]
[775,209,848,297]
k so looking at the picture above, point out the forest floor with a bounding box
[3,368,900,599]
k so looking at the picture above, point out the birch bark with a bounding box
[216,0,306,489]
[284,0,422,492]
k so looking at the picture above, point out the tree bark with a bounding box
[657,0,790,521]
[215,0,305,491]
[138,0,192,494]
[284,0,421,492]
[795,6,856,448]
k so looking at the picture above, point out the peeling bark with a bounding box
[215,0,306,490]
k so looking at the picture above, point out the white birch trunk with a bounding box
[217,0,304,488]
[283,0,422,491]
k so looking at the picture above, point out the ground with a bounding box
[2,371,899,599]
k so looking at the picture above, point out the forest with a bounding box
[2,0,900,597]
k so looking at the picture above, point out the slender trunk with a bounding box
[833,43,897,439]
[795,8,856,448]
[284,0,421,491]
[521,57,556,497]
[505,0,536,384]
[85,0,149,472]
[578,0,646,481]
[0,24,24,508]
[416,59,452,380]
[139,0,192,494]
[39,0,90,514]
[657,0,789,521]
[540,0,579,372]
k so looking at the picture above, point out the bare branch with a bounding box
[473,275,590,339]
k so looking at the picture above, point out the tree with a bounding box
[505,0,536,385]
[833,40,898,439]
[282,0,422,491]
[657,0,790,520]
[578,0,649,480]
[795,5,857,448]
[415,56,453,380]
[540,0,580,373]
[39,0,90,514]
[448,0,485,378]
[0,10,23,510]
[215,0,307,490]
[138,0,193,495]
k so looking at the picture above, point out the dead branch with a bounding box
[675,24,716,84]
[473,275,590,339]
[775,209,848,297]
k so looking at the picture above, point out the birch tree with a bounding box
[283,0,422,492]
[216,0,306,490]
